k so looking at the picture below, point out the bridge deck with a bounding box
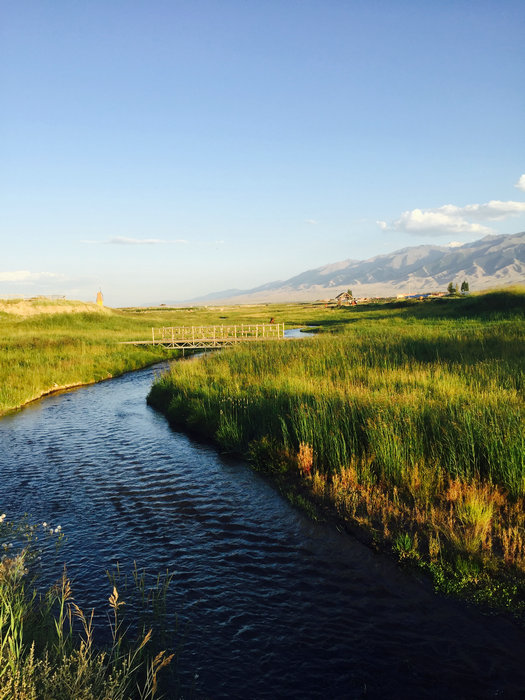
[122,323,285,348]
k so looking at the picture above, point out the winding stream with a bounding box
[1,361,524,698]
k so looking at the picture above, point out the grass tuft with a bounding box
[0,516,177,699]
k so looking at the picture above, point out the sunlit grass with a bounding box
[2,291,525,610]
[148,289,525,610]
[0,298,337,414]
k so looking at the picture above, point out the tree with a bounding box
[347,289,353,297]
[447,282,457,295]
[461,280,469,293]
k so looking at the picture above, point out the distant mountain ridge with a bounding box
[177,231,525,304]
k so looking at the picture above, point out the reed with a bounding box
[0,515,176,699]
[148,289,525,611]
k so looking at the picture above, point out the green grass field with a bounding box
[0,298,330,414]
[148,288,525,612]
[2,291,525,611]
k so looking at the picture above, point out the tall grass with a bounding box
[150,321,524,494]
[0,298,334,414]
[0,516,175,699]
[148,290,525,609]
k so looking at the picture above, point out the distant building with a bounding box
[96,290,104,307]
[335,291,352,305]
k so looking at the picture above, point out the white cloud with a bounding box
[379,200,525,236]
[107,237,166,245]
[0,270,62,283]
[305,219,318,225]
[106,237,188,245]
[515,174,525,192]
[458,200,525,220]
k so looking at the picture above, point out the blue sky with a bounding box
[1,0,524,305]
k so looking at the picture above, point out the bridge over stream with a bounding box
[122,322,285,349]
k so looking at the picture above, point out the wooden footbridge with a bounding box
[122,323,285,350]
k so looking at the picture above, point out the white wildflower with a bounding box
[0,514,6,523]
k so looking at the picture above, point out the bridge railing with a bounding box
[151,323,285,344]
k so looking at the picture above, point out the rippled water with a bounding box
[1,362,524,699]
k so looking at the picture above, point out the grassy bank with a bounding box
[0,302,174,413]
[148,288,525,613]
[0,298,333,414]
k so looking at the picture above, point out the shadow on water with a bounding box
[1,362,524,698]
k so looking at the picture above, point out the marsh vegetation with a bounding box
[148,288,525,611]
[0,298,310,414]
[0,516,175,699]
[1,289,524,698]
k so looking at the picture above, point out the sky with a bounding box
[1,0,524,306]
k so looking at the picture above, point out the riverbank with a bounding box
[148,288,525,616]
[0,298,335,415]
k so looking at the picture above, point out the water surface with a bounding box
[1,363,524,698]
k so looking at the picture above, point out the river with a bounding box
[0,361,524,698]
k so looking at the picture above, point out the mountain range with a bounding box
[178,231,525,304]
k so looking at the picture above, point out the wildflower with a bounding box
[56,525,62,531]
[0,514,6,523]
[42,522,47,527]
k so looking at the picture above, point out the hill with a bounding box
[179,231,525,304]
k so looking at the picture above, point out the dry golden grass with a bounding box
[0,543,174,699]
[0,298,110,317]
[295,447,525,575]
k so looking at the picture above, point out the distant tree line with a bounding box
[447,281,469,295]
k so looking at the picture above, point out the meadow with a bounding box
[1,287,524,687]
[0,296,340,697]
[0,298,321,414]
[148,288,525,612]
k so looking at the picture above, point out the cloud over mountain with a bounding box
[378,201,525,236]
